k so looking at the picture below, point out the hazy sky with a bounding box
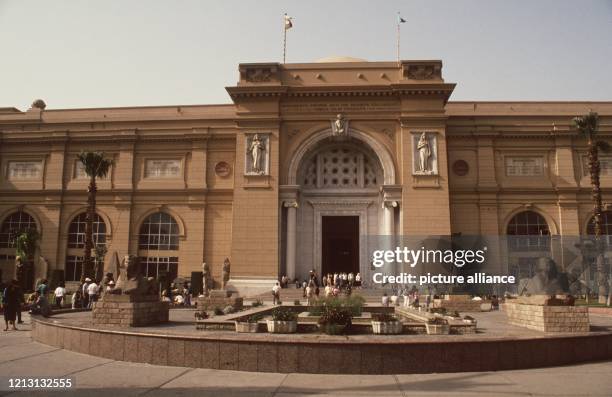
[1,0,611,109]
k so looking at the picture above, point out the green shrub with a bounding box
[223,305,235,315]
[270,306,297,322]
[318,307,352,326]
[308,295,364,317]
[213,307,223,315]
[428,307,447,315]
[293,299,302,306]
[251,299,263,307]
[428,317,448,325]
[244,313,263,323]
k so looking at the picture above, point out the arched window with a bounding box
[507,210,550,251]
[586,211,612,236]
[0,211,37,248]
[65,212,107,282]
[67,213,107,248]
[138,212,179,280]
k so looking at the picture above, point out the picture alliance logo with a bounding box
[371,246,488,268]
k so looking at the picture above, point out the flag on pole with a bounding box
[284,14,294,30]
[396,13,405,62]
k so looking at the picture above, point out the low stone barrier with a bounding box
[504,302,589,332]
[31,316,612,374]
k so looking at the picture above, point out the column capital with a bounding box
[283,200,299,208]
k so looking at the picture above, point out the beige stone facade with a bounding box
[0,59,610,293]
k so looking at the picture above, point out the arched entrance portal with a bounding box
[281,130,399,284]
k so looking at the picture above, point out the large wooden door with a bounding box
[322,216,359,275]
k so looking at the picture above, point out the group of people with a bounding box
[161,282,192,306]
[381,289,426,309]
[322,272,362,289]
[1,278,55,331]
[72,277,113,309]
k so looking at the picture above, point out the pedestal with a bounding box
[504,301,589,332]
[92,294,169,327]
[197,290,243,311]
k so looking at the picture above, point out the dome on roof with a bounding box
[315,56,368,63]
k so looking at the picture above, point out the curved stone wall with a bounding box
[31,317,612,374]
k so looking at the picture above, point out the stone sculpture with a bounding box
[202,262,211,295]
[331,114,348,136]
[248,134,265,173]
[112,255,155,296]
[417,132,431,172]
[222,258,231,289]
[518,257,570,296]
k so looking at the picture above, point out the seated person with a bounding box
[29,292,52,317]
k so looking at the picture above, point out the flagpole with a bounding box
[396,12,400,63]
[283,13,287,63]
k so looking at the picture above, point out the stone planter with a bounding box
[266,320,297,333]
[318,323,347,335]
[425,323,450,335]
[235,321,259,333]
[372,321,403,335]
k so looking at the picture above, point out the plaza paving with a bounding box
[1,314,611,396]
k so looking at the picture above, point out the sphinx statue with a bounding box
[112,255,156,296]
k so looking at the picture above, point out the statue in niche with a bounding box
[248,134,266,174]
[417,132,431,173]
[222,258,231,289]
[331,114,348,136]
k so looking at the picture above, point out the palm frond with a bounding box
[77,151,113,178]
[573,111,599,137]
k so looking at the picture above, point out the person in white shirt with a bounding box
[105,280,115,294]
[54,285,66,308]
[272,282,281,305]
[87,281,98,309]
[381,293,390,307]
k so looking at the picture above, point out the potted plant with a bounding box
[266,306,297,333]
[425,317,450,335]
[318,307,352,335]
[371,312,403,335]
[235,314,263,333]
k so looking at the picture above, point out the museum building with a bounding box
[0,58,610,293]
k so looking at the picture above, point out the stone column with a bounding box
[284,200,298,280]
[383,201,396,236]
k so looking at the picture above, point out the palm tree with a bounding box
[15,228,39,290]
[574,111,610,304]
[77,151,112,281]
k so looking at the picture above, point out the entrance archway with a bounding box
[282,130,398,282]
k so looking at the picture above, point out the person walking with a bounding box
[54,284,66,308]
[272,282,281,305]
[381,293,390,307]
[87,280,99,309]
[82,278,91,309]
[72,288,81,309]
[2,280,21,331]
[15,282,24,324]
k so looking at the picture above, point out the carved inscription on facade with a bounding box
[280,102,399,114]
